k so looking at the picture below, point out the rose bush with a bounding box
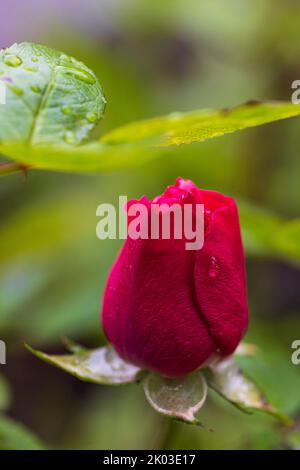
[102,178,248,377]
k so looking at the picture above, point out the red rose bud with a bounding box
[101,178,248,377]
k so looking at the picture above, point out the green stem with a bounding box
[160,419,179,450]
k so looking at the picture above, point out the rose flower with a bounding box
[102,178,248,377]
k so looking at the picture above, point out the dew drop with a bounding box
[207,256,220,280]
[64,131,77,145]
[64,68,96,84]
[30,84,41,93]
[86,111,97,123]
[24,66,38,72]
[61,105,72,115]
[58,54,96,85]
[9,84,24,96]
[204,208,211,233]
[4,54,22,67]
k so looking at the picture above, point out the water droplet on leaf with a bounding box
[58,54,97,84]
[30,84,41,93]
[208,256,220,280]
[9,84,24,96]
[4,54,22,67]
[24,66,38,72]
[86,111,97,123]
[61,105,72,115]
[64,68,96,84]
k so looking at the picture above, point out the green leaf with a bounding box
[0,42,105,146]
[3,99,300,174]
[0,414,44,450]
[1,55,300,176]
[0,140,157,173]
[143,371,207,424]
[102,100,300,147]
[206,357,292,426]
[26,344,142,385]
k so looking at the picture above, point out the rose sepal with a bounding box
[26,341,292,427]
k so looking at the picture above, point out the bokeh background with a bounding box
[1,0,300,450]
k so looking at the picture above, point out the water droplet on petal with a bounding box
[86,111,97,123]
[61,105,72,115]
[4,54,22,67]
[208,256,220,280]
[204,208,212,233]
[64,131,77,145]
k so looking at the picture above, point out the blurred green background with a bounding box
[1,0,300,450]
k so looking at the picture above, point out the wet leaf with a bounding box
[102,100,300,147]
[0,42,105,146]
[1,59,300,175]
[143,371,208,424]
[0,140,156,173]
[26,344,142,385]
